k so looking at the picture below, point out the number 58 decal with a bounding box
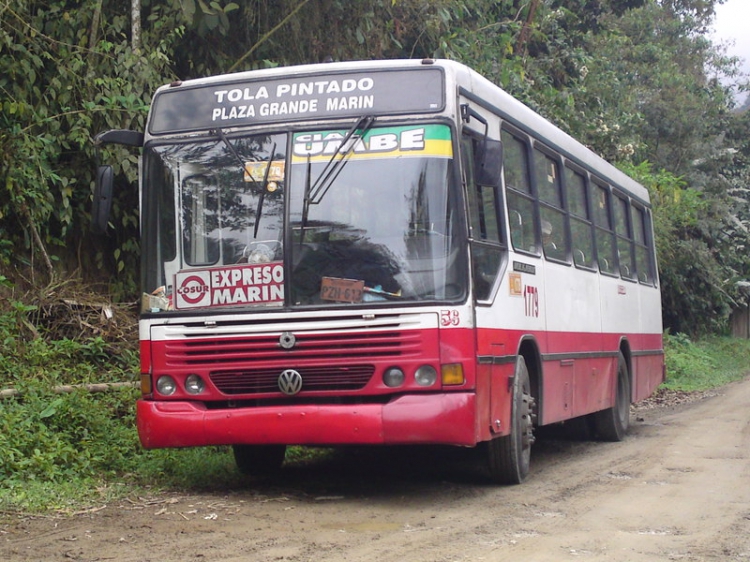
[440,309,460,326]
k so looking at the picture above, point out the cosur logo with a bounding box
[177,275,210,305]
[177,277,209,295]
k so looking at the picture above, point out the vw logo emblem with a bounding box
[279,332,296,350]
[278,369,303,395]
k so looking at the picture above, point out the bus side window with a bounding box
[534,147,568,261]
[614,194,636,280]
[507,193,536,252]
[592,182,616,275]
[464,138,501,244]
[463,135,503,301]
[142,154,177,294]
[565,166,595,269]
[502,129,538,253]
[632,204,654,284]
[509,209,524,246]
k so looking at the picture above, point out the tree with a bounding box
[0,0,178,289]
[2,0,748,336]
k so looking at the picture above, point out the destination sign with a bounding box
[148,68,445,135]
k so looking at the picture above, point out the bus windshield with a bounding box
[140,123,466,312]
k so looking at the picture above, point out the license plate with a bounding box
[320,277,364,303]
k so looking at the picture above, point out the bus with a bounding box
[94,58,664,484]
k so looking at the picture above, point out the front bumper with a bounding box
[137,392,478,448]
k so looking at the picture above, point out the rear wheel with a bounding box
[486,356,535,484]
[232,444,286,476]
[592,352,630,441]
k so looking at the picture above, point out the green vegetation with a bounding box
[0,299,748,514]
[0,301,330,513]
[662,332,750,391]
[2,0,749,334]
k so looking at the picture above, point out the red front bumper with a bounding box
[137,392,478,449]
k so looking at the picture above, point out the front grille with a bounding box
[210,364,374,394]
[163,329,423,367]
[150,312,438,398]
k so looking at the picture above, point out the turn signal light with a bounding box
[441,363,464,385]
[140,373,152,396]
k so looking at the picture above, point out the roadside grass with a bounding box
[662,332,750,391]
[1,326,749,516]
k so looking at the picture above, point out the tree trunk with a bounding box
[516,0,540,57]
[131,0,141,53]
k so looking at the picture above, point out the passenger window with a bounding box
[593,182,616,275]
[507,193,535,251]
[565,167,595,269]
[614,195,636,280]
[502,129,538,253]
[540,207,566,260]
[632,205,654,284]
[534,148,567,261]
[503,132,532,194]
[534,148,562,207]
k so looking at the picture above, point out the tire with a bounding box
[486,356,535,484]
[592,352,630,442]
[232,444,286,476]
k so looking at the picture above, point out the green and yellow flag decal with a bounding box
[292,124,452,163]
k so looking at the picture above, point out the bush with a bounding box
[2,297,750,513]
[663,332,750,391]
[0,384,140,483]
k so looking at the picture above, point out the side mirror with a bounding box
[94,129,144,147]
[92,165,114,233]
[475,138,503,187]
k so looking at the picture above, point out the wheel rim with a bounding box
[519,377,535,464]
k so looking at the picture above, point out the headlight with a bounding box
[414,365,438,387]
[383,367,405,388]
[156,375,177,396]
[185,374,206,394]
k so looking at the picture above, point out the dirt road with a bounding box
[3,377,750,562]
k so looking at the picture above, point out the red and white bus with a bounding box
[95,58,664,483]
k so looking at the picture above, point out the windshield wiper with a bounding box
[301,115,376,234]
[307,115,375,205]
[300,156,313,245]
[253,142,276,238]
[213,128,275,239]
[213,128,260,189]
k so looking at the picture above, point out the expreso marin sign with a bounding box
[174,263,284,310]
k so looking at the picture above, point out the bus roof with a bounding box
[148,58,649,203]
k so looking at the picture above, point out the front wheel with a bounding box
[592,352,630,441]
[486,356,535,484]
[232,444,286,476]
